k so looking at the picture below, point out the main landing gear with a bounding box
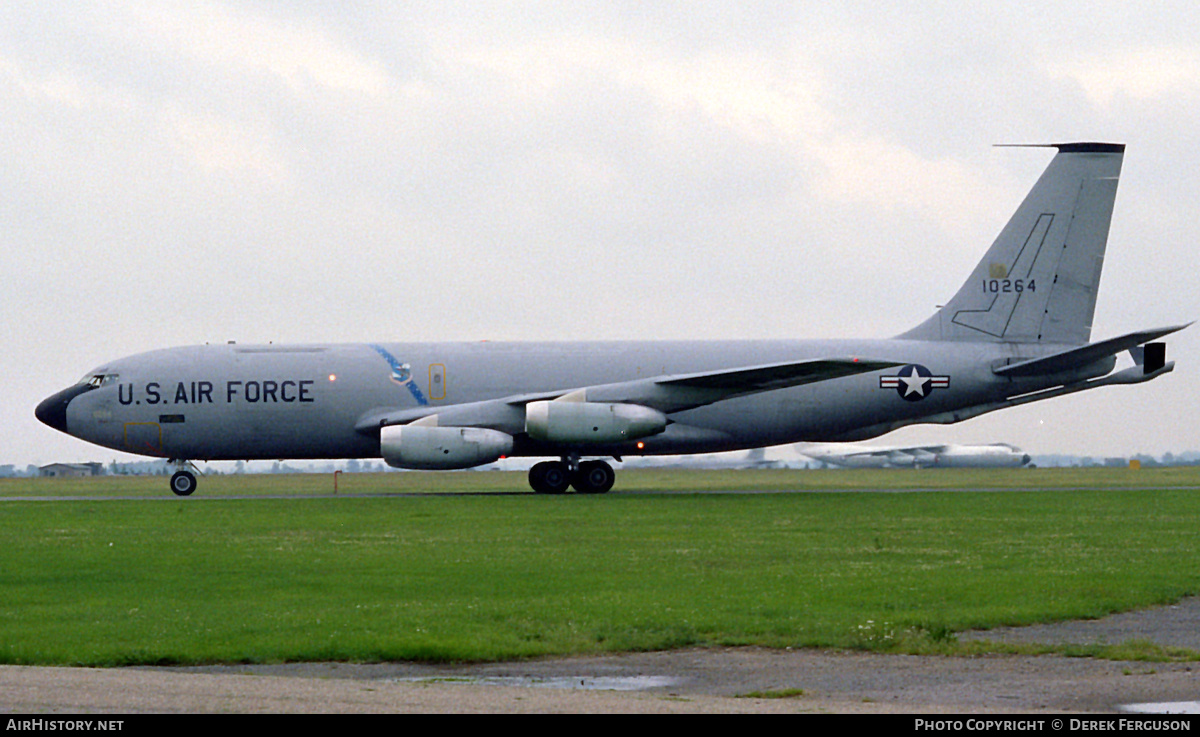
[168,460,199,497]
[528,457,616,494]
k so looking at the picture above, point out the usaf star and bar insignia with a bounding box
[879,364,950,401]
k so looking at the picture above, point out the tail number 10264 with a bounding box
[983,278,1036,294]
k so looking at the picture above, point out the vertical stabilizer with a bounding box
[900,143,1124,345]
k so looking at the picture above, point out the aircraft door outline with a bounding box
[429,363,446,401]
[123,422,163,456]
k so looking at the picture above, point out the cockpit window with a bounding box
[80,373,119,388]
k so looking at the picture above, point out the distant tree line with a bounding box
[6,452,1200,478]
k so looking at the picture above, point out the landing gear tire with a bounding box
[528,461,571,494]
[170,470,197,497]
[571,460,615,494]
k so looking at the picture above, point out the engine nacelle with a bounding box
[380,423,513,470]
[525,400,667,444]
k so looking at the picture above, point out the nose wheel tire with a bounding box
[170,470,197,497]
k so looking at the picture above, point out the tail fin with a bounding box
[900,143,1124,345]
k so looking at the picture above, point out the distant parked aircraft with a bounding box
[795,442,1031,469]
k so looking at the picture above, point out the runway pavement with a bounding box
[3,600,1198,714]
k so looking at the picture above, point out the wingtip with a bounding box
[1154,320,1194,335]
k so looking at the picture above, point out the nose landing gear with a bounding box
[168,460,201,497]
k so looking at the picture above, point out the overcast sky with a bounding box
[4,2,1199,466]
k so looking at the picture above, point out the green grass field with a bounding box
[1,467,1198,666]
[6,465,1196,497]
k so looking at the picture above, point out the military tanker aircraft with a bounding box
[36,143,1186,495]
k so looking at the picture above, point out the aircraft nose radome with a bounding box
[35,385,92,434]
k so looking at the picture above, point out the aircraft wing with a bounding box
[899,445,950,456]
[795,442,948,468]
[993,324,1190,377]
[356,357,900,433]
[655,358,898,393]
[843,445,946,461]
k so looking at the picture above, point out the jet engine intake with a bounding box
[380,423,513,470]
[525,400,667,444]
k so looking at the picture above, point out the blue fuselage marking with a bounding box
[368,344,429,406]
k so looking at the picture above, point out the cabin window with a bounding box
[82,373,119,388]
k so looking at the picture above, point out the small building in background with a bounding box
[39,463,104,478]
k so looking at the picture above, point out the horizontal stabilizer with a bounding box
[993,323,1190,377]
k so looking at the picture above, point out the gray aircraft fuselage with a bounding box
[35,143,1186,494]
[43,337,1081,462]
